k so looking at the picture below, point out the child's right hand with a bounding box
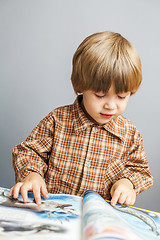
[8,172,49,205]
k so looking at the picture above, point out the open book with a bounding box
[0,187,159,240]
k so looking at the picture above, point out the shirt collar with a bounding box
[72,95,126,142]
[103,117,126,142]
[72,95,95,132]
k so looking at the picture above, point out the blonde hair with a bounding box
[71,31,142,95]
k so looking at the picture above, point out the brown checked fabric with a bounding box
[13,95,153,199]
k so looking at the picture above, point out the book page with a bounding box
[82,191,141,240]
[0,188,82,240]
[82,191,160,240]
[113,203,160,239]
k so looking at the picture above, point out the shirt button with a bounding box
[93,127,98,133]
[86,160,91,167]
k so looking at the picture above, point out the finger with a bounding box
[125,196,135,206]
[32,187,41,205]
[124,196,131,206]
[20,185,29,203]
[111,190,121,207]
[9,182,23,199]
[118,192,127,205]
[8,187,14,196]
[41,184,49,199]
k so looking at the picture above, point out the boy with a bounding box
[9,31,153,207]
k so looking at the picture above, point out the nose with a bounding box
[104,98,116,110]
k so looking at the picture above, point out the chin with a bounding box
[97,119,111,125]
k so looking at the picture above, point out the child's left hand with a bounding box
[110,178,136,207]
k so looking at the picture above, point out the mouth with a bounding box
[100,113,113,119]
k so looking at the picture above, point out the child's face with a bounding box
[82,83,130,125]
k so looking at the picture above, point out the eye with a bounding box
[118,95,126,100]
[95,93,105,98]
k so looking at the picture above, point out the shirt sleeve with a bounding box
[12,112,55,182]
[117,129,153,195]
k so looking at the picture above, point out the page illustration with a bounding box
[0,188,82,240]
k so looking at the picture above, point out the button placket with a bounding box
[85,126,99,167]
[80,126,99,190]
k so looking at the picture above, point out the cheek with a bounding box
[83,98,95,114]
[115,101,125,113]
[119,102,128,112]
[88,102,97,114]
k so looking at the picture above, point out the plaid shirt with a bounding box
[13,95,153,199]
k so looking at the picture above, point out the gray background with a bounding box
[0,0,160,211]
